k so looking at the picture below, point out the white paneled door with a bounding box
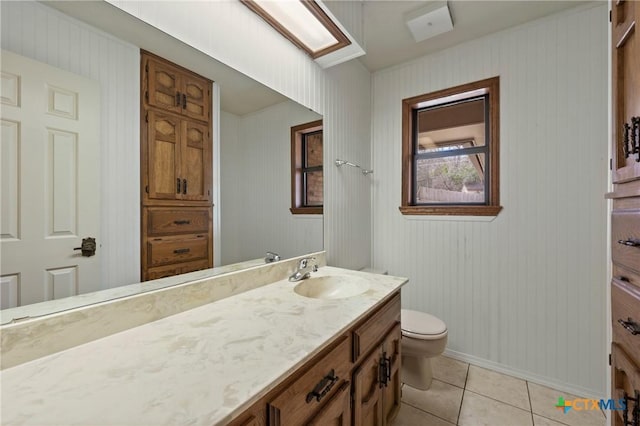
[1,50,100,309]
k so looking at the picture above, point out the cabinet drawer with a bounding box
[147,208,209,236]
[612,209,640,274]
[353,293,401,363]
[612,278,640,364]
[269,335,351,426]
[147,236,208,267]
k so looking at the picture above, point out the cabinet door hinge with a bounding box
[609,10,612,23]
[145,185,149,194]
[610,158,613,170]
[145,112,148,123]
[145,63,149,72]
[609,353,612,366]
[145,91,149,101]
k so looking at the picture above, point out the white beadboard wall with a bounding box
[371,4,608,396]
[1,1,141,290]
[220,101,323,265]
[106,1,372,270]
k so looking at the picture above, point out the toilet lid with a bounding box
[401,309,447,337]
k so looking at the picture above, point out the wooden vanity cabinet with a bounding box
[140,51,213,281]
[231,292,402,426]
[352,320,402,426]
[609,2,640,424]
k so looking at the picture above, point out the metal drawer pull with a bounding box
[182,93,187,109]
[618,239,640,248]
[306,369,339,403]
[175,92,181,107]
[622,390,639,426]
[618,317,640,335]
[183,178,187,195]
[173,248,190,254]
[173,220,191,225]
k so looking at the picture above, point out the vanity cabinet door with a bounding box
[352,347,383,426]
[307,381,351,426]
[381,324,402,425]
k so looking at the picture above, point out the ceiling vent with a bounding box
[405,1,453,43]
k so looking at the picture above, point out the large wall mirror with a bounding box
[0,1,323,321]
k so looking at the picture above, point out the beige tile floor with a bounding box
[393,356,606,426]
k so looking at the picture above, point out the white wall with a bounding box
[371,4,608,397]
[107,0,372,270]
[1,1,141,290]
[220,101,323,265]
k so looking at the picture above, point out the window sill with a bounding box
[290,207,323,215]
[399,205,503,217]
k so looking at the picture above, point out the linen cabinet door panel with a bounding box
[382,323,402,425]
[181,120,211,202]
[612,0,640,182]
[145,57,183,115]
[307,381,351,426]
[147,111,181,200]
[353,348,383,426]
[181,73,210,122]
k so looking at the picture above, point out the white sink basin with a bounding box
[293,275,370,299]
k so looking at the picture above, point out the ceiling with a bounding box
[45,1,591,112]
[357,0,590,71]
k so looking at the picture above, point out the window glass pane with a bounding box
[416,98,486,154]
[304,131,323,167]
[415,153,485,204]
[304,171,323,206]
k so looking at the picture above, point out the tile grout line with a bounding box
[456,362,471,425]
[401,400,458,425]
[527,381,535,426]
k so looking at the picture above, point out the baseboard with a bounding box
[443,348,603,400]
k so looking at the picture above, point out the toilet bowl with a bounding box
[401,309,448,390]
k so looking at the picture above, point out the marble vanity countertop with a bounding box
[0,266,407,426]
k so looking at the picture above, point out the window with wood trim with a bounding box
[401,77,502,216]
[291,120,323,214]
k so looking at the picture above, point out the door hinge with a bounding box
[609,353,612,366]
[145,185,149,194]
[145,91,149,101]
[145,63,149,72]
[609,10,612,23]
[145,112,148,123]
[610,158,613,170]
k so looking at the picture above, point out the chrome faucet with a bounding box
[289,257,318,282]
[265,252,281,263]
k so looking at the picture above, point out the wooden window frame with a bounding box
[400,77,502,216]
[291,119,323,214]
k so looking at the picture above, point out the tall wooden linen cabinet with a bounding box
[609,2,640,426]
[140,51,213,281]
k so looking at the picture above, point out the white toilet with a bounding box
[401,309,448,390]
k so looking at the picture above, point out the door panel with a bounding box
[146,57,182,115]
[0,50,100,307]
[147,111,180,200]
[182,120,210,201]
[612,0,640,182]
[353,348,383,426]
[181,73,210,122]
[382,324,402,425]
